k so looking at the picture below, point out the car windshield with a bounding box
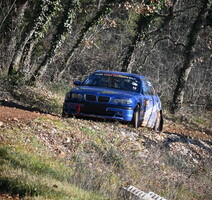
[82,72,140,92]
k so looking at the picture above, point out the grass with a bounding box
[0,124,110,200]
[1,115,211,200]
[0,77,66,114]
[0,81,211,200]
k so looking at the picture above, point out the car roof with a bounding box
[94,70,144,79]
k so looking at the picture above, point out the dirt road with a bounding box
[0,105,210,140]
[0,105,42,124]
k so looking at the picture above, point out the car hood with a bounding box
[71,86,138,98]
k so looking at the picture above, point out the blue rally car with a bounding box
[62,70,163,131]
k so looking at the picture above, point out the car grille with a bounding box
[85,94,96,101]
[85,95,110,103]
[98,96,110,102]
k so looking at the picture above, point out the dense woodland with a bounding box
[0,0,211,112]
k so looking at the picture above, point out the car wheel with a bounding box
[154,110,163,132]
[62,109,68,118]
[132,105,141,128]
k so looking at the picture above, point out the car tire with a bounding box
[132,105,141,128]
[62,109,68,118]
[154,110,163,132]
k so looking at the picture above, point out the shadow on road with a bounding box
[0,100,49,115]
[163,131,212,154]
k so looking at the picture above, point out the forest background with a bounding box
[0,0,211,113]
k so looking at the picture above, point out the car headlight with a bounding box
[112,98,133,105]
[71,93,83,99]
[65,92,71,100]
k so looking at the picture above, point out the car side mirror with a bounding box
[74,81,81,86]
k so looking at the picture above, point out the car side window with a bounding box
[142,78,155,95]
[146,80,155,95]
[141,79,150,95]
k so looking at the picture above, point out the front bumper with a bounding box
[63,101,134,121]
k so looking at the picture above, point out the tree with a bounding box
[7,0,61,76]
[121,14,152,73]
[121,0,167,73]
[29,0,80,82]
[171,0,209,112]
[0,0,29,74]
[0,0,211,112]
[56,0,119,81]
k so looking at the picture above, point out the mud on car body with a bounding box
[62,70,163,131]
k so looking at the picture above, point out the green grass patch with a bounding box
[0,124,110,200]
[80,126,97,136]
[0,147,69,182]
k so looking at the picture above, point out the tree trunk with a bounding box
[171,0,209,112]
[0,0,17,31]
[121,14,152,73]
[6,0,29,73]
[31,0,79,81]
[20,39,37,78]
[8,0,61,76]
[7,29,35,75]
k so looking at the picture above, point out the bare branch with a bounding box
[0,0,16,31]
[142,37,185,65]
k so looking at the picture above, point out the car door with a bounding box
[146,79,159,128]
[141,78,154,127]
